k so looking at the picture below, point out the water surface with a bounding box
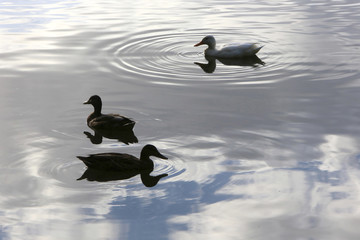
[1,0,360,239]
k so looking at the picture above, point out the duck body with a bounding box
[86,112,135,130]
[194,35,263,58]
[84,95,135,130]
[78,152,150,171]
[77,144,168,171]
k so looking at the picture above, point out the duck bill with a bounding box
[156,152,168,160]
[83,100,90,104]
[194,41,203,47]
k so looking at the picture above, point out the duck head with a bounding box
[141,144,168,161]
[84,95,101,105]
[84,95,102,113]
[194,35,216,49]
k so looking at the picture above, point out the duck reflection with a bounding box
[77,168,168,187]
[194,55,264,73]
[83,128,138,145]
[76,144,168,187]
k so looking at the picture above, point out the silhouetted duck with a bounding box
[83,95,135,130]
[77,144,168,171]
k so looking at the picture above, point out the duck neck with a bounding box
[139,152,154,170]
[140,152,151,162]
[92,102,102,116]
[207,42,216,50]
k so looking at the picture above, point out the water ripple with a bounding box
[92,30,275,87]
[90,26,358,88]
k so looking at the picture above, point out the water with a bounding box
[1,0,360,239]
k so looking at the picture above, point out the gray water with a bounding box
[1,0,360,239]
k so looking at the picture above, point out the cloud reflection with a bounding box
[1,0,360,239]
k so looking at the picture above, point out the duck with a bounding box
[83,95,135,130]
[194,35,263,58]
[77,144,168,171]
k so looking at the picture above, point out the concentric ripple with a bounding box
[93,29,280,87]
[87,22,360,88]
[39,144,186,188]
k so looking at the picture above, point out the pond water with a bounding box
[1,0,360,239]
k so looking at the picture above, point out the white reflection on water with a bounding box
[169,135,360,240]
[0,0,75,33]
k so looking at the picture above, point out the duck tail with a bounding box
[77,174,87,181]
[253,44,264,54]
[77,156,92,167]
[77,156,87,162]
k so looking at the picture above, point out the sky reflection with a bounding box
[1,0,360,239]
